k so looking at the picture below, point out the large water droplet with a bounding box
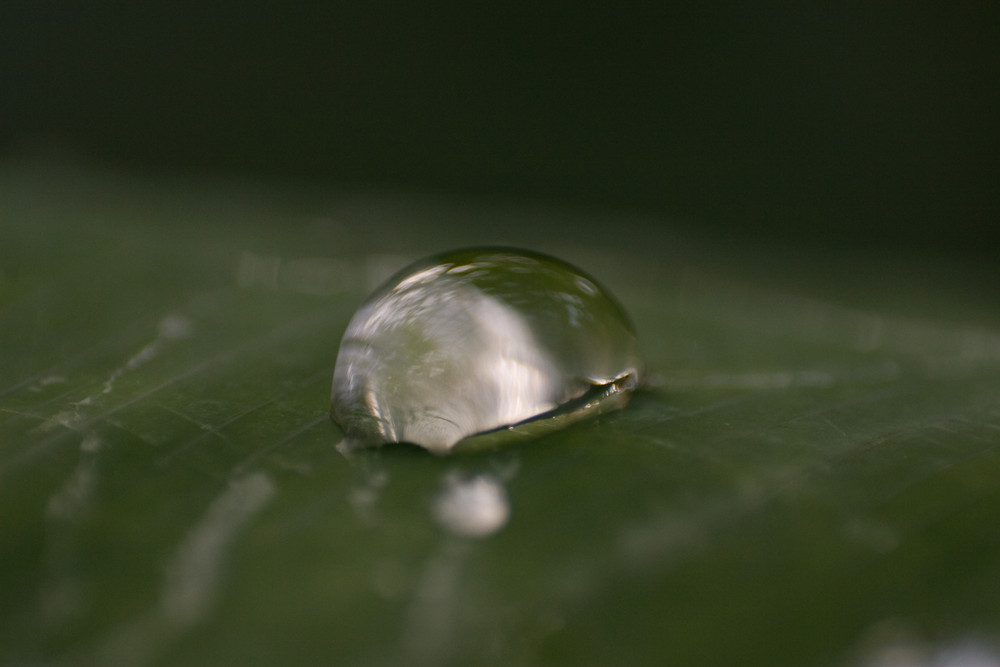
[331,247,642,453]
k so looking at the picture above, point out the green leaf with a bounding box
[3,160,1000,666]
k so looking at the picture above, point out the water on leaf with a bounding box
[331,248,642,453]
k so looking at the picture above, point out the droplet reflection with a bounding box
[331,247,642,453]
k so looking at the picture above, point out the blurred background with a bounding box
[2,1,997,255]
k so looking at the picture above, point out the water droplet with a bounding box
[433,473,510,538]
[331,247,642,453]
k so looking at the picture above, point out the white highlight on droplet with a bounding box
[432,473,510,538]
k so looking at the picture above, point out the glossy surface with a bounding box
[331,248,642,452]
[6,164,1000,667]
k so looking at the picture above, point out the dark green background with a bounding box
[2,2,998,249]
[3,4,1000,667]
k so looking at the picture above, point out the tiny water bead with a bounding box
[433,473,510,538]
[331,247,642,454]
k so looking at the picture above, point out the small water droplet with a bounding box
[433,473,510,538]
[331,247,642,453]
